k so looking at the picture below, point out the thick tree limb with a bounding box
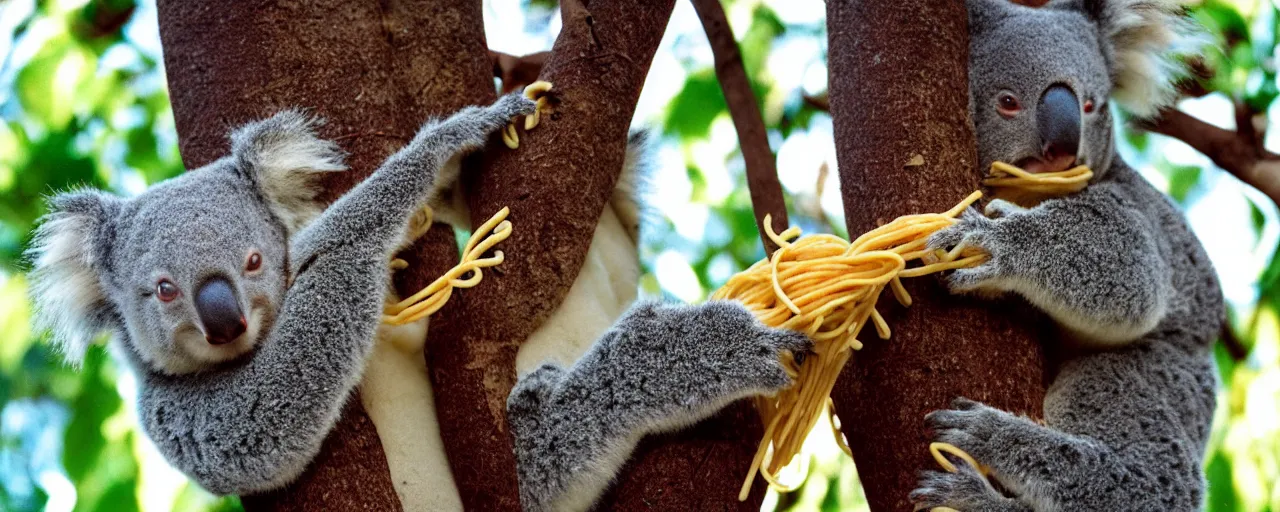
[422,0,677,509]
[691,0,790,254]
[824,1,1047,510]
[1140,107,1280,206]
[491,50,551,94]
[157,0,493,509]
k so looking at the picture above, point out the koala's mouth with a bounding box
[1016,155,1077,174]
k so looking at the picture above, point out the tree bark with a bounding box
[421,0,693,509]
[824,1,1048,510]
[157,0,492,509]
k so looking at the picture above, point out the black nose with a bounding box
[195,277,245,345]
[1037,85,1081,162]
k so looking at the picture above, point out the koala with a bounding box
[910,1,1222,511]
[27,92,539,495]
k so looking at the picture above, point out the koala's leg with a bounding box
[507,300,811,512]
[927,185,1172,345]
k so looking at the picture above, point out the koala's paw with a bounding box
[982,199,1026,219]
[429,93,537,153]
[910,466,1018,512]
[689,300,811,393]
[612,301,811,423]
[508,363,566,421]
[927,208,1009,295]
[490,92,539,127]
[925,398,1017,469]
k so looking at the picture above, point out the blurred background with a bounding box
[0,0,1275,510]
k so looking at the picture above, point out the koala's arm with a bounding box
[135,94,536,496]
[928,184,1172,345]
[507,300,810,512]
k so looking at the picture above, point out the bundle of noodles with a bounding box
[715,191,988,499]
[721,161,1093,499]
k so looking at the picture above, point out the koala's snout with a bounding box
[196,277,246,345]
[1036,85,1081,165]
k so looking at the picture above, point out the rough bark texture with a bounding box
[157,0,493,509]
[691,0,789,254]
[421,0,676,509]
[596,405,768,510]
[824,1,1048,510]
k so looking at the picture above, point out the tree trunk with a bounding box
[156,0,492,509]
[422,0,695,509]
[824,1,1048,510]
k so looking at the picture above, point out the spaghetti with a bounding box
[381,206,513,325]
[716,191,987,500]
[722,161,1093,500]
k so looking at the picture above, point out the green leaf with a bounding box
[61,350,121,482]
[16,38,94,128]
[664,70,726,139]
[1165,164,1201,204]
[1204,451,1239,512]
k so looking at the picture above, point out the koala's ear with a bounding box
[231,109,346,234]
[27,190,122,366]
[1076,0,1206,118]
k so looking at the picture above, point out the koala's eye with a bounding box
[246,251,263,273]
[1083,98,1096,114]
[156,280,180,302]
[996,92,1021,118]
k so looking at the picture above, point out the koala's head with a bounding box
[27,111,345,375]
[967,0,1201,178]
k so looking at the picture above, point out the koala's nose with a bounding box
[1037,85,1081,162]
[195,277,246,345]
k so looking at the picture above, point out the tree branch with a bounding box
[691,0,789,254]
[824,1,1047,510]
[490,50,551,94]
[1139,107,1280,205]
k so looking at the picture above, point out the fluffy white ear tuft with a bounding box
[26,190,120,366]
[1087,0,1207,118]
[231,109,347,234]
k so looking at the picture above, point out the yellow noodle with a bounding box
[504,81,555,149]
[381,207,513,325]
[727,191,984,501]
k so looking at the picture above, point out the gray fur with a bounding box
[507,300,810,512]
[27,93,536,495]
[910,1,1222,511]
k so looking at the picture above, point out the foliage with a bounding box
[0,0,1276,511]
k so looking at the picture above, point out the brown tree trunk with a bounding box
[824,1,1048,510]
[156,0,492,509]
[422,0,691,509]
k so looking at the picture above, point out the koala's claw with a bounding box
[925,398,1013,468]
[982,199,1025,219]
[504,81,553,149]
[910,467,1013,512]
